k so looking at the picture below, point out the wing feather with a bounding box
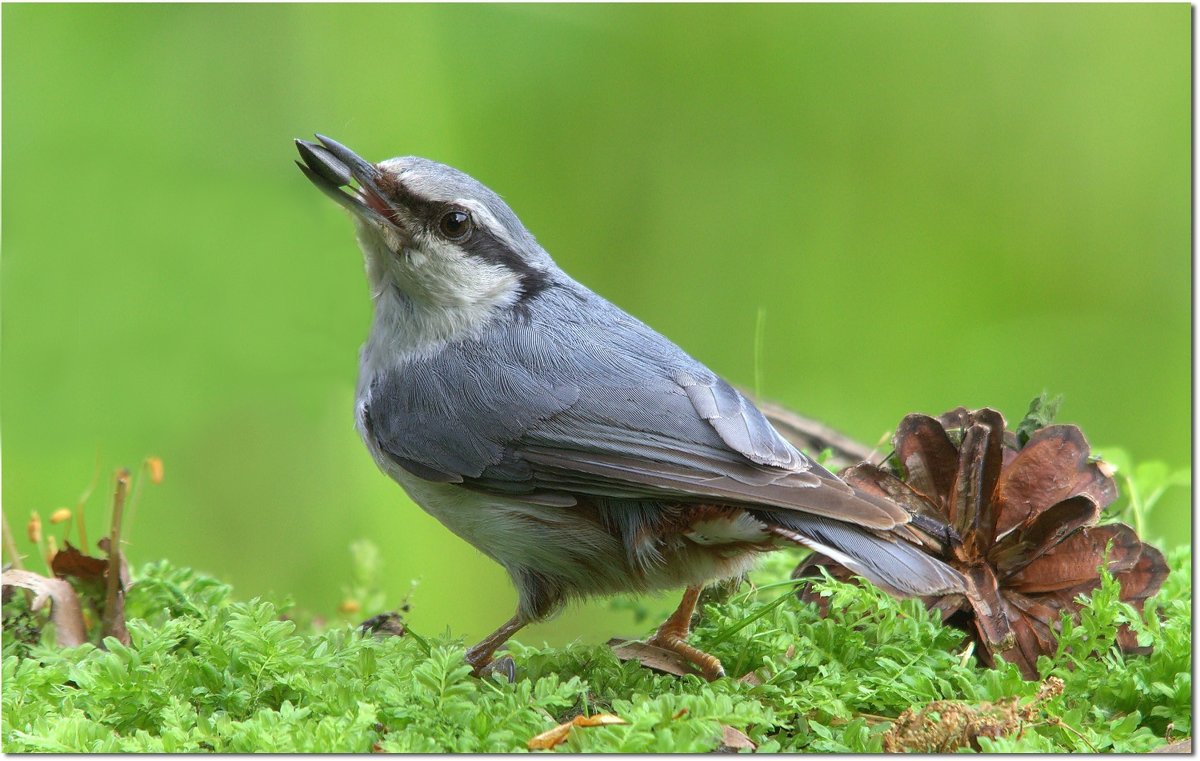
[363,284,905,529]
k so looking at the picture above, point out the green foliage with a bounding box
[3,544,1189,753]
[1096,446,1191,542]
[1015,391,1064,447]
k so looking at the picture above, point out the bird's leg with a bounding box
[647,585,725,681]
[465,613,525,678]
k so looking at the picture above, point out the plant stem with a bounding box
[2,514,24,570]
[101,469,131,643]
[709,591,794,646]
[2,514,34,605]
[1040,717,1098,753]
[76,450,102,551]
[124,463,146,545]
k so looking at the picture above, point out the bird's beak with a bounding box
[294,134,408,235]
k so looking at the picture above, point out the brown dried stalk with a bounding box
[101,469,132,646]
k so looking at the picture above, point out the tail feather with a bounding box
[767,514,965,597]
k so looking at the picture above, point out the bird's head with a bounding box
[295,135,553,321]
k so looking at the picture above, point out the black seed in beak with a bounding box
[295,139,353,186]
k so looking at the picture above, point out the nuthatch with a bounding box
[295,135,963,680]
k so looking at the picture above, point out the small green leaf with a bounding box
[1016,391,1064,446]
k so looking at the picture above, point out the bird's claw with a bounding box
[646,633,726,682]
[469,654,516,683]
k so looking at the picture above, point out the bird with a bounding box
[293,134,965,680]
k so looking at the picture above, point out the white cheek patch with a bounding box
[359,211,523,312]
[391,238,522,311]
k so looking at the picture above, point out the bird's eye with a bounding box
[438,209,473,241]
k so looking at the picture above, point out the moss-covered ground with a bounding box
[2,543,1190,753]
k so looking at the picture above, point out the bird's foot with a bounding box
[645,632,725,681]
[639,585,726,681]
[464,613,524,681]
[467,652,516,682]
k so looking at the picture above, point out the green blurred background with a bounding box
[3,4,1190,646]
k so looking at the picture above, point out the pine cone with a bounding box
[794,407,1168,679]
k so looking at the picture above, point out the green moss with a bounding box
[2,544,1189,753]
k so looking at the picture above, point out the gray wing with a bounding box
[363,285,906,529]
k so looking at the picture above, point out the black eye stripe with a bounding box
[377,175,437,219]
[377,177,551,303]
